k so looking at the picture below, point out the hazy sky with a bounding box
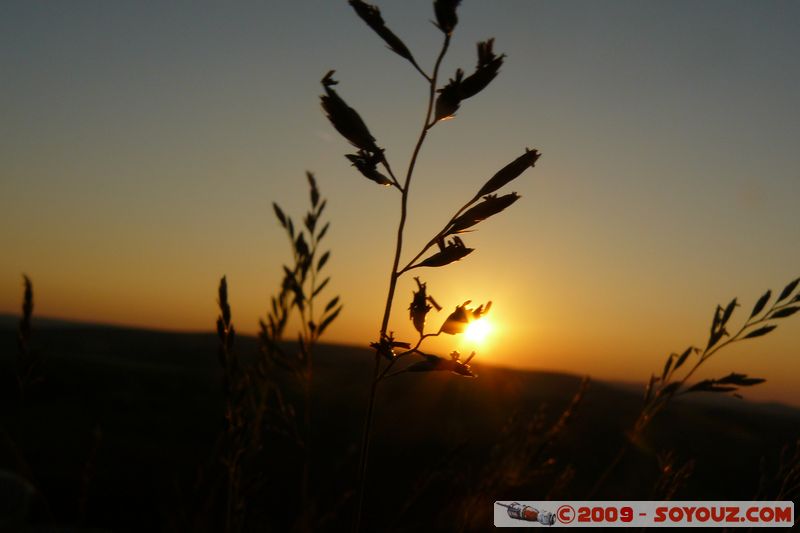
[2,1,799,404]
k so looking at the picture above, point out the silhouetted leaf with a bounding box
[710,305,723,335]
[706,329,726,352]
[317,251,331,271]
[295,233,309,258]
[281,266,293,290]
[661,353,674,382]
[216,278,237,354]
[317,222,330,242]
[472,302,491,319]
[434,71,463,121]
[318,306,342,335]
[304,212,317,234]
[716,372,746,384]
[307,171,319,207]
[287,273,306,310]
[407,354,475,377]
[313,277,330,297]
[717,372,766,386]
[744,325,776,339]
[349,0,417,65]
[770,306,800,319]
[300,254,312,279]
[673,346,693,371]
[433,0,461,34]
[433,40,505,122]
[721,298,738,328]
[346,150,392,185]
[459,39,505,99]
[750,289,771,318]
[777,277,800,303]
[476,148,541,198]
[325,296,340,313]
[439,300,491,335]
[409,277,433,335]
[440,303,469,335]
[706,305,726,351]
[686,373,765,394]
[447,193,520,234]
[272,203,287,228]
[416,236,473,268]
[320,71,381,154]
[217,276,231,329]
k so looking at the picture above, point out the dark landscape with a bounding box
[1,317,797,531]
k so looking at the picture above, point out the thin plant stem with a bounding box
[377,35,451,336]
[352,34,450,533]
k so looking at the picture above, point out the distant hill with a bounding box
[1,320,798,530]
[0,313,137,330]
[1,313,795,414]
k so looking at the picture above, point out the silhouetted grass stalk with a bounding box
[321,3,542,530]
[16,275,41,404]
[216,276,242,533]
[589,276,800,497]
[353,33,450,533]
[261,174,340,529]
[755,439,800,507]
[3,275,54,523]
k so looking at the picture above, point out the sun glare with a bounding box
[464,318,492,344]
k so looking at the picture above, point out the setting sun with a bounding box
[464,318,492,344]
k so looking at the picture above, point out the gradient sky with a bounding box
[2,1,799,404]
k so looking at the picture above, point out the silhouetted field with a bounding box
[1,319,798,531]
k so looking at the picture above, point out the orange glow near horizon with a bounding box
[1,271,800,407]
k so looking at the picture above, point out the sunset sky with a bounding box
[2,1,799,404]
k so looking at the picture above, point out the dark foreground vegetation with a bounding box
[1,321,798,531]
